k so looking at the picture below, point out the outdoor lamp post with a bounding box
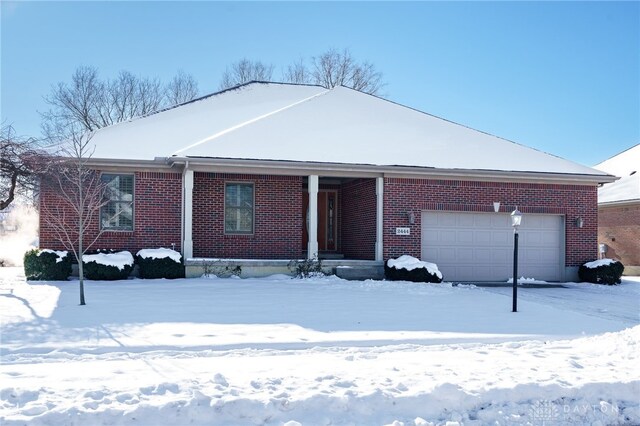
[511,207,522,312]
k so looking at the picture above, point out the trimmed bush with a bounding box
[136,248,184,279]
[385,255,443,283]
[83,251,134,280]
[23,249,72,281]
[288,257,325,278]
[578,259,624,285]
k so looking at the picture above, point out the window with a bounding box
[101,174,134,230]
[225,182,254,234]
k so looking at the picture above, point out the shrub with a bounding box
[578,259,624,285]
[83,251,134,280]
[199,259,241,278]
[288,257,325,278]
[23,249,72,281]
[385,255,443,283]
[136,248,185,279]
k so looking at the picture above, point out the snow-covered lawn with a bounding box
[1,267,638,425]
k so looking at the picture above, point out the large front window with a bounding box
[225,182,254,234]
[101,174,134,230]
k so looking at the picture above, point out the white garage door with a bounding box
[421,211,563,282]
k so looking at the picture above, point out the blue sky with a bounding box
[2,1,638,167]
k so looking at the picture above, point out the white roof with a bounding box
[89,82,608,177]
[594,144,640,204]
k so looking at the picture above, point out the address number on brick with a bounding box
[395,227,411,235]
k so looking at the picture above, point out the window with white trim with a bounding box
[225,182,254,234]
[101,174,134,230]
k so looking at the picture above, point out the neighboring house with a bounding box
[594,144,640,275]
[39,82,615,281]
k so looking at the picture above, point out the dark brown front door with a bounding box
[302,191,338,251]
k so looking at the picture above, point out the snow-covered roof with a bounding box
[89,81,608,178]
[594,144,640,204]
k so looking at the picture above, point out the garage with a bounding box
[421,211,564,282]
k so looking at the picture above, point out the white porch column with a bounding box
[183,169,194,259]
[375,177,384,262]
[307,175,319,260]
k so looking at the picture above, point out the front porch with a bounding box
[181,169,386,270]
[184,258,385,280]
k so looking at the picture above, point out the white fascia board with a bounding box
[168,156,616,185]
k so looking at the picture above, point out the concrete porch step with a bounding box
[335,265,384,281]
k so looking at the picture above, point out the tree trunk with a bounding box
[78,170,86,306]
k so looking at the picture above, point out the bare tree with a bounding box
[219,59,275,90]
[276,49,386,95]
[309,48,384,95]
[283,59,311,85]
[42,66,200,141]
[1,124,44,210]
[166,70,199,105]
[40,130,109,305]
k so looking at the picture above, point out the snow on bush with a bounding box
[579,258,625,285]
[385,255,443,283]
[136,248,184,279]
[38,249,69,263]
[136,248,182,263]
[83,251,134,280]
[23,248,72,281]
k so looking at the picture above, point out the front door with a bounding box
[302,191,338,251]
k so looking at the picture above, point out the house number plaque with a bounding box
[395,227,411,235]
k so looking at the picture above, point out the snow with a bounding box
[594,144,640,203]
[82,251,134,270]
[506,276,548,284]
[1,267,638,425]
[584,258,618,269]
[86,82,609,178]
[136,248,182,263]
[387,255,443,279]
[37,249,68,263]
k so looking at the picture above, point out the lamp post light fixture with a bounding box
[510,207,522,313]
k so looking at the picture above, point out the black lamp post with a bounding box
[511,207,522,313]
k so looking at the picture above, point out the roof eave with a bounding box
[169,156,616,185]
[598,198,640,207]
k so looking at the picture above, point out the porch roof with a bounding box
[88,81,611,181]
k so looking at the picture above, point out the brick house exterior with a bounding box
[38,82,615,281]
[594,144,640,275]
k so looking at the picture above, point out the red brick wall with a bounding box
[383,178,598,267]
[341,178,376,260]
[39,171,182,255]
[193,173,302,259]
[598,203,640,266]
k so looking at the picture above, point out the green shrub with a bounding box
[578,259,624,285]
[288,257,325,278]
[135,249,184,279]
[82,251,133,280]
[23,249,72,281]
[385,255,443,283]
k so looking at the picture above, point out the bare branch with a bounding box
[41,67,200,140]
[1,124,45,210]
[165,70,199,106]
[219,59,275,90]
